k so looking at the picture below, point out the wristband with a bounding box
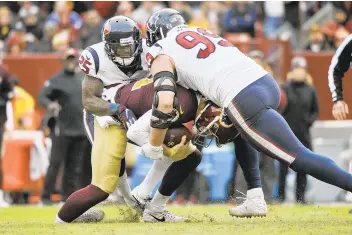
[109,103,119,114]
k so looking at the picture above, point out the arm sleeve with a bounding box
[126,109,152,147]
[328,34,352,102]
[38,79,58,108]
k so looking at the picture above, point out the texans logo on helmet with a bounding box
[103,22,111,36]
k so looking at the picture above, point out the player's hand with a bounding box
[333,100,349,120]
[141,142,164,160]
[163,135,192,161]
[113,105,137,130]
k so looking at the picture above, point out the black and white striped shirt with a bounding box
[328,33,352,102]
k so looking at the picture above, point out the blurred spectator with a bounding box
[169,2,191,23]
[332,2,352,27]
[19,2,43,41]
[131,2,164,26]
[38,48,86,205]
[52,30,70,53]
[10,77,36,130]
[284,2,300,49]
[39,22,58,53]
[188,9,209,29]
[201,2,224,35]
[278,57,319,204]
[306,2,329,18]
[74,10,103,49]
[117,1,134,17]
[248,50,273,75]
[46,1,82,44]
[306,24,331,52]
[93,1,118,20]
[223,1,257,37]
[263,1,285,38]
[0,6,12,41]
[0,51,14,207]
[334,27,350,49]
[46,2,82,31]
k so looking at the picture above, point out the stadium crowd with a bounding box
[0,1,351,207]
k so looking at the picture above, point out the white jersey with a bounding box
[146,26,267,107]
[79,40,150,86]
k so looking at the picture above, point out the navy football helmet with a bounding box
[146,8,186,47]
[102,16,142,67]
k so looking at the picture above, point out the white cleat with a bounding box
[72,208,105,223]
[229,188,268,218]
[131,187,151,212]
[143,203,187,223]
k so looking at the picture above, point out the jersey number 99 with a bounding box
[176,28,233,59]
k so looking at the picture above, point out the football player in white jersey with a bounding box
[142,9,352,217]
[55,16,149,223]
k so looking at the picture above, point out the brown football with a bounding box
[164,126,194,148]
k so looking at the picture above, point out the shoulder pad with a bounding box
[79,47,100,78]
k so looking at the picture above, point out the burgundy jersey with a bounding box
[115,78,198,127]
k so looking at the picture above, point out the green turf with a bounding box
[1,204,352,235]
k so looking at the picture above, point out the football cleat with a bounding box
[143,203,187,222]
[229,188,268,218]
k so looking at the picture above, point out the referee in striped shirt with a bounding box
[328,33,352,120]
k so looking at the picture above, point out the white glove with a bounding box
[141,142,164,160]
[96,116,118,129]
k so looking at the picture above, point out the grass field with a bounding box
[1,204,352,235]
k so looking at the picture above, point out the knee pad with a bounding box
[151,71,179,129]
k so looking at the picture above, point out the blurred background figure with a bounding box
[306,24,331,52]
[131,1,164,26]
[38,48,86,205]
[223,1,257,37]
[278,57,320,204]
[0,40,13,207]
[0,6,12,41]
[262,1,285,38]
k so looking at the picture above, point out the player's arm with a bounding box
[82,75,136,128]
[328,34,352,120]
[328,34,352,103]
[141,54,179,160]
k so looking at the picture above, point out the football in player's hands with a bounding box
[164,126,194,148]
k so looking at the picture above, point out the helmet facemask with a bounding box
[105,35,142,67]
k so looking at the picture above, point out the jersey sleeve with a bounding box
[145,42,165,68]
[328,34,352,102]
[78,48,99,78]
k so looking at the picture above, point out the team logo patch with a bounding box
[103,22,111,36]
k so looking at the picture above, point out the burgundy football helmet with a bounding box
[193,101,239,147]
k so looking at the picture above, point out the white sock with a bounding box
[136,157,173,199]
[150,190,170,211]
[55,214,67,224]
[116,172,134,205]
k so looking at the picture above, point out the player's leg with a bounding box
[230,136,267,217]
[56,120,127,223]
[143,144,201,222]
[132,157,173,203]
[226,74,352,194]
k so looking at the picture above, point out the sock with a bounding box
[150,190,170,211]
[159,150,202,196]
[136,156,173,199]
[234,136,262,190]
[55,214,67,224]
[57,184,108,223]
[116,172,134,206]
[291,148,352,192]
